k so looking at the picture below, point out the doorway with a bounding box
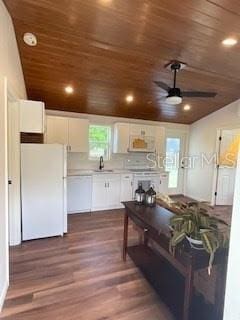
[165,131,187,195]
[214,128,240,206]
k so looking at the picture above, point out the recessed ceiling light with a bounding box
[99,0,112,4]
[23,33,37,46]
[126,95,134,103]
[222,37,238,47]
[65,86,74,94]
[183,104,191,111]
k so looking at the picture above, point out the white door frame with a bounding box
[7,93,21,246]
[0,76,9,312]
[211,126,240,206]
[6,78,22,246]
[0,77,23,311]
[165,129,188,195]
[223,149,240,319]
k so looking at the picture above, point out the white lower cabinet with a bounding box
[67,176,92,213]
[68,173,134,213]
[92,174,121,211]
[120,174,134,202]
[92,178,107,210]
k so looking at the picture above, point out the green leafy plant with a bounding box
[169,202,229,274]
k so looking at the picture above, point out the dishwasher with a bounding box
[67,175,92,213]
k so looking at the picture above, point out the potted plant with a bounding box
[169,202,229,274]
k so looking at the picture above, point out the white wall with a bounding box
[186,99,240,202]
[223,151,240,320]
[0,0,26,311]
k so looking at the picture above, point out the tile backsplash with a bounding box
[67,152,152,170]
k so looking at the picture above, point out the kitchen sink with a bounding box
[94,169,114,173]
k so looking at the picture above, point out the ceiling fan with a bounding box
[154,61,217,105]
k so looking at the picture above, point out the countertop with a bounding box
[67,169,132,176]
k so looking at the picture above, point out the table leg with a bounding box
[143,228,149,246]
[183,264,194,320]
[122,212,129,261]
[215,256,228,319]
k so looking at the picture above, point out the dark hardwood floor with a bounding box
[1,210,174,320]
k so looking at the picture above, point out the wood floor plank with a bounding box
[0,210,174,320]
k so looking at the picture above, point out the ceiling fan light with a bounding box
[165,96,182,105]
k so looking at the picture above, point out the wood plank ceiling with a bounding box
[4,0,240,124]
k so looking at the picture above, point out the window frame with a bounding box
[88,124,112,161]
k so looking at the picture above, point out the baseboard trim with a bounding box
[184,193,208,203]
[0,281,8,312]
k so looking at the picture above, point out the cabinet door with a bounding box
[67,176,92,213]
[120,174,133,202]
[92,176,108,210]
[129,124,156,137]
[45,116,69,145]
[144,125,156,137]
[155,127,165,156]
[107,175,121,208]
[20,100,45,133]
[130,124,143,136]
[68,118,89,153]
[113,123,130,153]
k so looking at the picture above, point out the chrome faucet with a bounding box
[99,156,104,171]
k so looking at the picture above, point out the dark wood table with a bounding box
[122,201,228,320]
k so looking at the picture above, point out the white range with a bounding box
[130,169,169,195]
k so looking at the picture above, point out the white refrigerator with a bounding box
[21,144,67,241]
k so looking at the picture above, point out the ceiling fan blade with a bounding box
[154,81,170,92]
[181,91,217,98]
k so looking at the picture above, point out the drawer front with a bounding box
[93,174,120,182]
[128,212,148,231]
[121,174,133,180]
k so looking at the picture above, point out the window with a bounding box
[165,137,181,189]
[89,125,111,160]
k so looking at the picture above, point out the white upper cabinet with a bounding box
[129,124,156,152]
[113,123,157,153]
[45,116,89,152]
[45,116,69,145]
[113,122,130,153]
[20,100,45,133]
[145,125,156,137]
[155,127,165,156]
[68,118,89,153]
[130,124,156,137]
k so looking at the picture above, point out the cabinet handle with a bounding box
[108,182,110,188]
[105,183,107,188]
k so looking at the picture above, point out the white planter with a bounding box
[186,236,204,250]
